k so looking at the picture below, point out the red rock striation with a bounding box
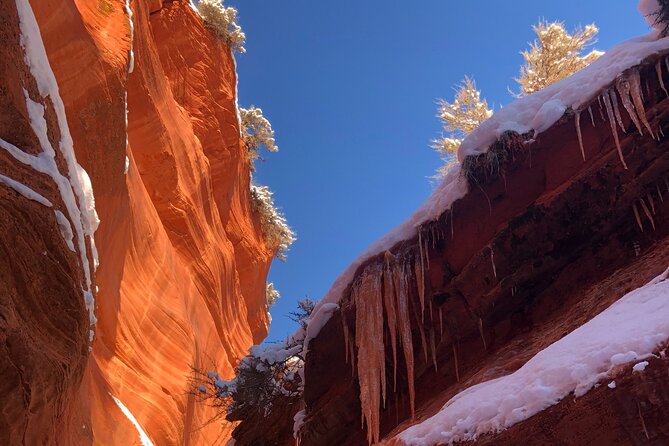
[0,0,274,444]
[232,56,669,445]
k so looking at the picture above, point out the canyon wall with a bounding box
[0,0,272,444]
[232,55,669,445]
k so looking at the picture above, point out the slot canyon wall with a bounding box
[0,0,272,444]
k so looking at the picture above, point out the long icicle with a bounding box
[429,327,438,372]
[647,193,656,215]
[489,246,498,279]
[630,69,656,139]
[657,59,669,97]
[383,253,399,391]
[478,317,487,351]
[617,75,644,135]
[588,105,596,127]
[610,89,627,133]
[396,259,415,419]
[575,111,586,161]
[639,198,656,231]
[602,90,629,170]
[633,202,644,232]
[453,343,460,382]
[657,184,664,203]
[416,243,425,322]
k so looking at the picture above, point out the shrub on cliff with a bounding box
[514,21,602,96]
[193,299,316,420]
[250,184,295,260]
[432,77,493,177]
[239,106,278,164]
[266,283,280,306]
[197,0,246,53]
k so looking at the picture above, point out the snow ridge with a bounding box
[2,0,100,339]
[396,267,669,445]
[111,395,155,446]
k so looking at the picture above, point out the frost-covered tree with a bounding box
[289,298,316,329]
[433,77,493,177]
[192,299,316,419]
[197,0,246,53]
[250,184,295,260]
[239,106,278,164]
[266,283,280,306]
[515,21,603,97]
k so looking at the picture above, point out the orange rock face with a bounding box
[0,0,273,444]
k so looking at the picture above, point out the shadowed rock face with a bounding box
[232,58,669,445]
[0,0,273,444]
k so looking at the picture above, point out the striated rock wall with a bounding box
[0,0,273,444]
[232,56,669,445]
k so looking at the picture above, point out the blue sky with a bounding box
[224,0,651,344]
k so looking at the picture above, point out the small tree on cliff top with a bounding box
[240,106,278,164]
[197,0,246,53]
[432,77,493,177]
[250,184,295,260]
[514,20,603,97]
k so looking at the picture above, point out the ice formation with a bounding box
[395,267,669,445]
[1,0,100,334]
[124,0,135,74]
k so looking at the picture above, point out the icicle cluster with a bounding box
[574,63,663,169]
[344,226,451,445]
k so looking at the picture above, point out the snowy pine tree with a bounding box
[515,21,603,97]
[433,77,493,177]
[197,0,246,53]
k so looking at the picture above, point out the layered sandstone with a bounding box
[0,0,272,444]
[232,55,669,446]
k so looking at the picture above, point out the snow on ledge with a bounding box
[457,31,669,161]
[111,394,155,446]
[394,267,669,446]
[305,31,669,344]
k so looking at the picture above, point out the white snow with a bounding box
[607,381,616,389]
[457,31,669,161]
[632,361,649,373]
[395,267,669,446]
[293,409,306,439]
[639,0,662,29]
[124,0,135,74]
[54,210,76,252]
[125,155,130,175]
[9,0,100,332]
[111,394,155,446]
[0,173,52,207]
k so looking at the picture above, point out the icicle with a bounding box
[343,314,350,365]
[354,266,385,445]
[429,327,438,372]
[602,90,629,170]
[383,253,399,391]
[431,226,436,249]
[423,234,430,270]
[647,193,656,215]
[657,60,669,97]
[588,105,596,127]
[610,89,627,133]
[617,76,645,135]
[639,198,656,231]
[415,253,425,322]
[629,69,656,139]
[452,343,460,382]
[511,286,516,297]
[396,260,415,419]
[575,111,586,161]
[633,202,644,232]
[489,246,497,279]
[478,317,487,351]
[597,95,606,121]
[656,184,664,203]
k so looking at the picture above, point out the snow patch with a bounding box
[54,210,75,252]
[10,0,99,333]
[111,395,155,446]
[0,173,52,207]
[608,381,616,389]
[633,361,649,373]
[124,0,135,73]
[396,267,669,445]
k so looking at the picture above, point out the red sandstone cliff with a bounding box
[230,52,669,446]
[0,0,273,444]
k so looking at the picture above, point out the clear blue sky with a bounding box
[224,0,650,344]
